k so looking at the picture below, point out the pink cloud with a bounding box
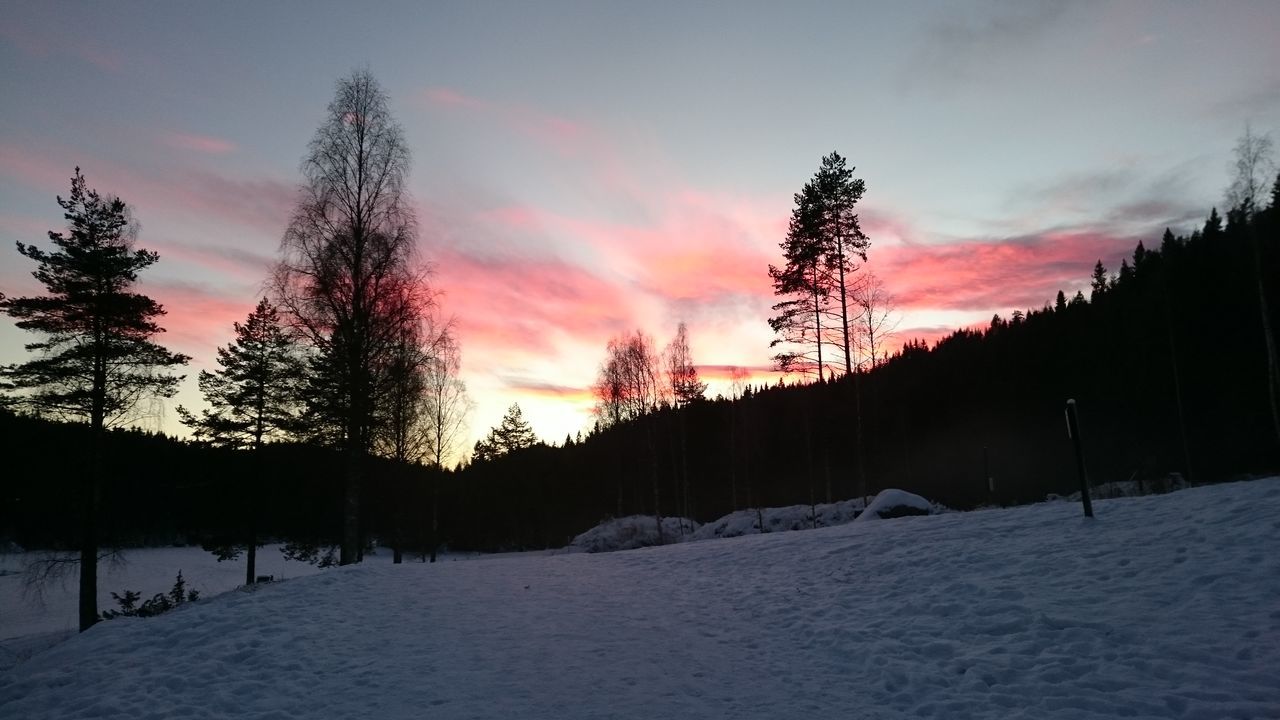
[434,246,633,360]
[0,18,123,72]
[147,239,275,281]
[480,197,781,309]
[873,230,1138,313]
[422,86,588,150]
[162,132,238,155]
[143,280,260,362]
[423,86,485,110]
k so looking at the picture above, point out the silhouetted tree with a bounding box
[813,151,871,375]
[473,404,537,462]
[178,298,303,449]
[593,330,662,427]
[769,179,830,379]
[1090,260,1109,301]
[177,297,304,584]
[423,331,469,561]
[1226,125,1279,443]
[594,330,666,539]
[665,322,707,405]
[664,322,706,527]
[853,271,898,371]
[1227,124,1275,211]
[272,70,421,565]
[769,154,873,379]
[0,168,188,631]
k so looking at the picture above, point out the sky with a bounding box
[1,1,1277,454]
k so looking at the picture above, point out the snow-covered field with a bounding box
[3,479,1279,719]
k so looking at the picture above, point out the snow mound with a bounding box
[569,515,698,553]
[1054,473,1191,502]
[691,497,868,540]
[853,488,937,522]
[693,489,945,540]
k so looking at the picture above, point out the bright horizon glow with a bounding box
[1,2,1277,458]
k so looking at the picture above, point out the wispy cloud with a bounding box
[423,86,588,150]
[0,143,294,235]
[0,14,124,72]
[875,228,1138,313]
[903,1,1073,90]
[144,279,260,362]
[162,132,238,155]
[500,378,595,404]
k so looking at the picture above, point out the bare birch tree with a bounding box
[272,70,421,565]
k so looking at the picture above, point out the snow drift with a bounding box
[3,479,1278,719]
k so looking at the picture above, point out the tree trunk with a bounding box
[246,535,257,585]
[853,369,869,500]
[1247,225,1280,446]
[728,401,738,511]
[430,470,439,563]
[1162,289,1194,484]
[246,444,261,586]
[81,351,106,632]
[648,416,664,545]
[341,429,362,565]
[680,407,691,532]
[80,422,101,632]
[837,237,852,376]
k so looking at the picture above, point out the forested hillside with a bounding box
[3,186,1276,553]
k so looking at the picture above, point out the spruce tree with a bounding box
[177,297,304,584]
[178,298,302,450]
[1090,260,1109,301]
[472,404,537,462]
[0,168,188,631]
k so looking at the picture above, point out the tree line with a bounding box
[0,71,468,631]
[2,67,1277,633]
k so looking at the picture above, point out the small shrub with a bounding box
[101,571,200,620]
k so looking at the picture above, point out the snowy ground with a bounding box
[0,544,458,670]
[3,479,1279,719]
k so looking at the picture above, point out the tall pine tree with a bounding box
[0,168,188,630]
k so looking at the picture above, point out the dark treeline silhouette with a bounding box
[4,187,1277,553]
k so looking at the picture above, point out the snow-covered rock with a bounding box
[569,515,698,553]
[691,497,868,540]
[694,490,945,539]
[853,488,938,522]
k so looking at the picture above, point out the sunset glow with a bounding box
[1,2,1276,451]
